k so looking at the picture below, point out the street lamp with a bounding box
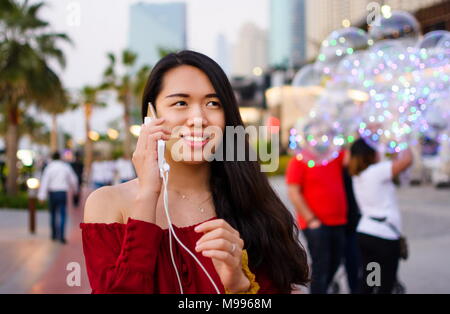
[26,178,40,234]
[342,19,351,28]
[88,130,100,141]
[107,128,119,140]
[252,66,263,76]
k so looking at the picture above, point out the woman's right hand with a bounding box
[132,117,171,197]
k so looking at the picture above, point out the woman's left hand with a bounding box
[195,219,250,293]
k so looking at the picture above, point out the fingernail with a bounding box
[194,226,200,232]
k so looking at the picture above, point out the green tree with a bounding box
[0,0,71,195]
[76,85,107,182]
[102,50,152,158]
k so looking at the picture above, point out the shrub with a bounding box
[0,192,47,210]
[263,154,292,177]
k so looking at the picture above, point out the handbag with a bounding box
[369,217,409,260]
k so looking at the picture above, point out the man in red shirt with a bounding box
[286,151,348,294]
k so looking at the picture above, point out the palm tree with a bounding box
[0,0,71,195]
[77,85,107,183]
[0,112,50,146]
[133,64,152,110]
[102,50,139,159]
[38,88,75,152]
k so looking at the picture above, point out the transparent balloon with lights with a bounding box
[418,96,450,143]
[315,27,370,77]
[369,11,420,47]
[417,30,450,50]
[290,112,346,167]
[315,88,362,140]
[358,96,416,154]
[333,51,368,92]
[437,33,450,51]
[292,63,323,87]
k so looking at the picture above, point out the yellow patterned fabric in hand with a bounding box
[225,249,260,294]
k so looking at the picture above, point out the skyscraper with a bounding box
[128,2,187,69]
[215,34,231,76]
[232,23,268,77]
[269,0,306,68]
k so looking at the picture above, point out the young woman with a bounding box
[80,50,309,294]
[348,138,412,294]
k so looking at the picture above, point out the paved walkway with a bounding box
[0,189,91,294]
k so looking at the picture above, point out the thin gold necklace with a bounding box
[170,190,212,213]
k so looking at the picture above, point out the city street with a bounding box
[0,178,449,294]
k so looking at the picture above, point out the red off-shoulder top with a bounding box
[80,217,281,294]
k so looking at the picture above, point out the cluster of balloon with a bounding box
[290,10,450,166]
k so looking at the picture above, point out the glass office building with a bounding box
[269,0,306,67]
[128,2,187,69]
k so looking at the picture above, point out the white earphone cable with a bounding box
[163,170,184,294]
[161,168,221,294]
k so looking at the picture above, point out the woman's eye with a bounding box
[206,101,221,107]
[173,101,187,107]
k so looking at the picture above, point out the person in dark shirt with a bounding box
[70,151,84,208]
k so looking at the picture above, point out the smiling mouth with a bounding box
[180,133,213,147]
[181,134,211,142]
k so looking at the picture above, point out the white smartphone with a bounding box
[145,102,169,174]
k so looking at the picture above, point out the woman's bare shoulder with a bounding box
[83,179,138,224]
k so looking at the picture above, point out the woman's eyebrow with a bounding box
[165,93,189,98]
[165,93,219,99]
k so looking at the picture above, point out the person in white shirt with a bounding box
[102,159,116,186]
[91,156,116,189]
[115,156,136,183]
[90,158,103,189]
[38,152,79,244]
[349,138,412,294]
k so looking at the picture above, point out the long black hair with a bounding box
[142,50,309,293]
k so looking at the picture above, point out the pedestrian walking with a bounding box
[114,155,136,183]
[38,151,79,244]
[70,151,84,208]
[90,155,114,189]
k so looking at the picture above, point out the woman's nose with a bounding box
[187,106,208,127]
[187,117,207,129]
